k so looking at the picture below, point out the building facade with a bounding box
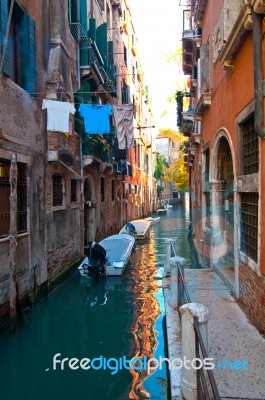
[181,0,265,333]
[0,0,156,329]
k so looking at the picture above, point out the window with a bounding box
[111,180,115,201]
[128,184,131,195]
[17,163,27,233]
[0,160,11,237]
[0,0,37,93]
[241,193,258,262]
[71,180,77,202]
[52,175,63,206]
[242,116,259,175]
[100,177,105,202]
[135,185,137,194]
[0,159,27,237]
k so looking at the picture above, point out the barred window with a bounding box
[71,179,77,203]
[100,177,105,202]
[242,116,259,175]
[241,193,258,262]
[0,159,27,237]
[52,175,63,206]
[17,163,27,234]
[111,180,115,201]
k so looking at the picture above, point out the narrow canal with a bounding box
[0,201,194,400]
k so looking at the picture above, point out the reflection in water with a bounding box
[127,230,161,399]
[0,203,192,400]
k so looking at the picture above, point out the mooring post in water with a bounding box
[164,238,176,275]
[9,153,18,332]
[180,303,209,400]
[168,256,185,306]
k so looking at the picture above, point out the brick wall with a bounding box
[239,264,265,334]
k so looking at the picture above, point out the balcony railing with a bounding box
[69,22,116,96]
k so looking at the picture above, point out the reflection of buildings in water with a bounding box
[128,230,161,399]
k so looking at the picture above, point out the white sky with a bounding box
[129,0,184,129]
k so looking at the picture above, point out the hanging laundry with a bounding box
[42,100,76,133]
[113,104,134,150]
[79,104,112,134]
[114,137,127,160]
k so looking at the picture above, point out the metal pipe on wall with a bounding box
[253,11,265,137]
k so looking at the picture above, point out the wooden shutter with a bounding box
[20,13,37,94]
[96,23,107,67]
[0,0,10,76]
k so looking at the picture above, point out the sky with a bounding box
[129,0,184,129]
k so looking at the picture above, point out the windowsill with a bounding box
[0,232,29,243]
[52,205,66,212]
[70,203,80,209]
[240,251,258,273]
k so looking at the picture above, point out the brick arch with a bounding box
[209,129,239,295]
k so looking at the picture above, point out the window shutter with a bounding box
[0,0,10,76]
[20,13,37,94]
[96,23,107,67]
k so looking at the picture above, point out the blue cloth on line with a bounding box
[79,104,112,134]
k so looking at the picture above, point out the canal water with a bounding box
[0,202,195,400]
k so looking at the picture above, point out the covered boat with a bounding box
[78,233,135,278]
[119,219,151,240]
[145,216,160,225]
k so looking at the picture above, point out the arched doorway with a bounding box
[84,177,96,245]
[210,133,238,294]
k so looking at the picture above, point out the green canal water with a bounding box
[0,202,195,400]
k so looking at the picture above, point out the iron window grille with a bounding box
[0,159,27,237]
[100,177,105,202]
[71,179,77,202]
[52,175,63,206]
[242,116,259,175]
[240,192,258,262]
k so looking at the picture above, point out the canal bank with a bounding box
[163,248,265,399]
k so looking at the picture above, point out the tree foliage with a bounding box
[154,153,167,181]
[158,129,189,192]
[163,157,189,192]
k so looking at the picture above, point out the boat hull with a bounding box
[119,219,151,240]
[78,233,135,278]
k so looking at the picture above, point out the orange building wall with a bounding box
[202,35,254,150]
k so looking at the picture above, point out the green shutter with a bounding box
[96,23,107,67]
[0,0,10,76]
[80,0,87,34]
[88,18,96,41]
[107,41,114,81]
[70,0,78,23]
[20,13,37,94]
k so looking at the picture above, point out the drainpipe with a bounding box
[253,11,265,137]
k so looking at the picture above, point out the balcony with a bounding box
[195,92,211,115]
[69,23,116,97]
[182,31,194,75]
[219,5,253,72]
[182,109,195,123]
[82,134,114,173]
[47,130,75,165]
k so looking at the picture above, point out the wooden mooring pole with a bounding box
[9,153,18,332]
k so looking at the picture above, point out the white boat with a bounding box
[119,219,151,240]
[164,203,173,210]
[145,216,161,225]
[78,233,135,278]
[157,208,167,213]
